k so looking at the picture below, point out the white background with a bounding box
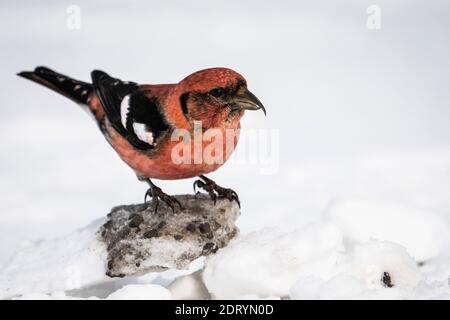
[0,0,449,265]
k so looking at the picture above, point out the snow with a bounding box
[0,216,207,299]
[1,203,450,299]
[291,274,450,300]
[168,271,210,300]
[202,224,345,299]
[203,225,450,300]
[15,292,98,300]
[1,0,450,300]
[348,240,422,288]
[289,239,450,299]
[12,284,171,300]
[325,199,450,261]
[0,218,108,299]
[106,284,171,300]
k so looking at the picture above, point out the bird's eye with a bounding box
[209,87,224,98]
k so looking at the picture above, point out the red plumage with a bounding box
[18,67,266,210]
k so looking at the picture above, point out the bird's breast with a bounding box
[107,125,240,180]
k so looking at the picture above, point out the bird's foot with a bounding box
[193,175,240,207]
[144,180,182,213]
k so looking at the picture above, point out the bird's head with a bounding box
[176,68,265,129]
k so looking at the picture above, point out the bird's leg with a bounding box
[144,179,182,213]
[193,175,240,207]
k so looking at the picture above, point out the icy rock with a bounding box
[100,194,240,277]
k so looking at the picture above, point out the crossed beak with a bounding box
[231,89,266,116]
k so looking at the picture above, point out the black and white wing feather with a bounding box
[91,70,170,151]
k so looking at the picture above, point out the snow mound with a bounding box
[349,240,422,288]
[326,199,450,261]
[106,284,171,300]
[203,222,450,300]
[0,218,108,299]
[202,223,344,299]
[290,275,439,300]
[14,291,99,300]
[290,240,450,299]
[420,252,450,283]
[168,271,210,300]
[12,284,171,300]
[2,200,450,300]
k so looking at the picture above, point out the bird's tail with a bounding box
[17,66,93,105]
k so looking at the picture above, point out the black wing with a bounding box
[91,70,170,151]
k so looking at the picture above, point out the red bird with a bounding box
[18,67,265,211]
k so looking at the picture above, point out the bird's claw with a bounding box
[145,185,182,213]
[193,176,240,207]
[194,180,218,204]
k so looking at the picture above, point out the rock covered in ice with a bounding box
[100,194,240,277]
